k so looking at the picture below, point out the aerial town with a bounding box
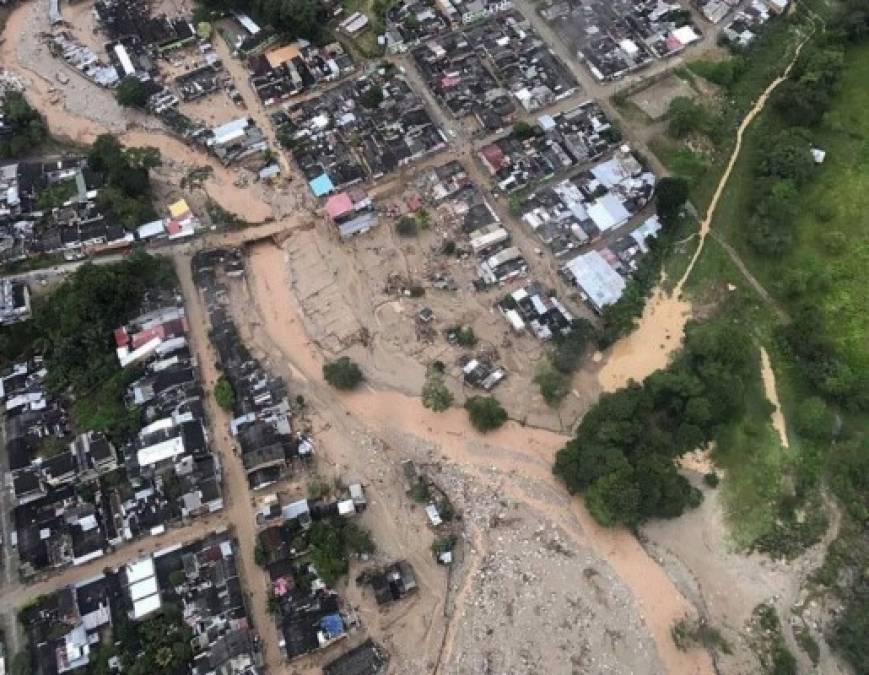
[1,0,868,674]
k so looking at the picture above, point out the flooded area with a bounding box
[240,239,715,674]
[0,1,273,222]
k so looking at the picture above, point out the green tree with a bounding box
[422,373,454,412]
[513,120,535,140]
[585,468,641,526]
[360,84,384,109]
[549,320,595,374]
[116,76,150,108]
[757,128,814,185]
[395,215,418,236]
[0,92,47,158]
[667,96,706,138]
[793,396,833,440]
[454,326,477,347]
[535,365,569,407]
[464,396,507,432]
[213,376,236,410]
[655,177,690,226]
[323,356,363,389]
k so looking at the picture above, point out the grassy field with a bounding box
[651,10,869,553]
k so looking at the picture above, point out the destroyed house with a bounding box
[500,283,574,340]
[95,0,196,51]
[279,588,346,660]
[324,639,388,675]
[368,561,418,605]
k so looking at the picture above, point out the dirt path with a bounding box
[1,514,228,609]
[0,0,273,222]
[596,32,812,393]
[173,254,284,672]
[241,241,715,674]
[759,347,790,449]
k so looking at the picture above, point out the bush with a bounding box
[422,374,454,412]
[667,96,707,138]
[703,472,720,488]
[655,177,690,227]
[395,215,418,237]
[213,377,235,410]
[535,366,570,407]
[464,396,507,432]
[323,356,363,390]
[116,76,150,108]
[793,396,833,440]
[454,326,477,347]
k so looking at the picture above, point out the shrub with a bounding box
[454,326,477,347]
[464,396,507,432]
[422,374,454,412]
[395,216,418,236]
[116,76,150,108]
[323,357,363,390]
[703,472,720,488]
[535,366,570,407]
[213,377,235,410]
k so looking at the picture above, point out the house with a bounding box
[324,639,388,675]
[368,561,418,605]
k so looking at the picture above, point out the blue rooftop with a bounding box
[309,173,334,197]
[320,613,344,637]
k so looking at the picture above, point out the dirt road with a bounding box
[0,515,228,609]
[173,254,284,671]
[596,31,812,393]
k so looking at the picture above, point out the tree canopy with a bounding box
[89,134,162,227]
[465,396,508,432]
[323,356,363,390]
[0,92,47,158]
[116,76,150,108]
[554,319,755,526]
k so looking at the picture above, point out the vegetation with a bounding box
[0,91,47,158]
[116,76,150,108]
[213,376,236,410]
[548,320,595,374]
[202,0,329,43]
[308,517,375,585]
[513,120,535,140]
[422,367,454,412]
[464,395,507,432]
[452,325,477,347]
[667,96,721,141]
[395,215,418,237]
[89,134,161,227]
[671,616,731,655]
[86,611,193,675]
[555,319,759,526]
[534,365,570,407]
[323,356,363,390]
[36,179,78,210]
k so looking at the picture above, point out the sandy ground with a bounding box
[272,211,597,433]
[642,473,848,675]
[759,347,790,449]
[231,239,716,674]
[629,74,698,120]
